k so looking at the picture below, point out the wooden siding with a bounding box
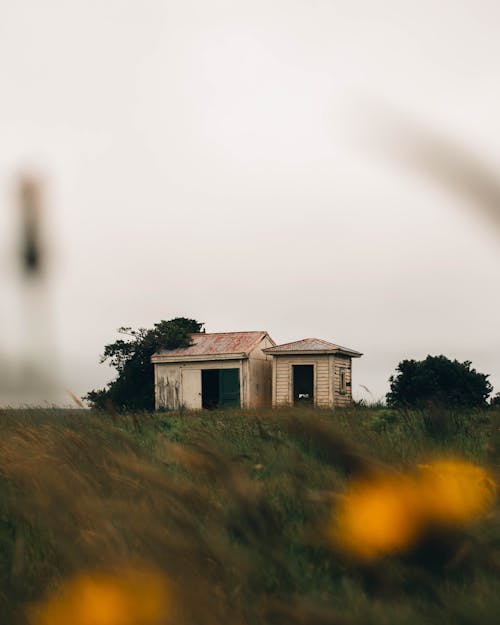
[331,354,353,407]
[316,358,331,407]
[155,335,356,410]
[275,357,290,405]
[272,355,329,407]
[154,334,274,410]
[248,335,273,408]
[155,360,244,409]
[155,363,181,410]
[272,354,353,408]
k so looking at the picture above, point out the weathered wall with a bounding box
[156,351,353,410]
[331,354,353,407]
[155,359,245,410]
[155,363,181,410]
[272,354,353,408]
[154,334,277,410]
[248,335,274,408]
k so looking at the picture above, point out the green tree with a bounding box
[490,392,500,408]
[85,317,204,410]
[386,355,492,409]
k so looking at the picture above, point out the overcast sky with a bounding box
[1,0,499,405]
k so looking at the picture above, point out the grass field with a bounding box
[0,405,499,625]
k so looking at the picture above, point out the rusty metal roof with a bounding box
[264,338,362,357]
[153,331,271,360]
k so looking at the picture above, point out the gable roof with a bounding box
[263,338,362,357]
[151,331,273,363]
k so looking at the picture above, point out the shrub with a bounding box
[386,355,492,409]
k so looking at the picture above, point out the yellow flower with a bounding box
[418,459,496,527]
[32,568,171,625]
[331,475,424,562]
[331,459,497,562]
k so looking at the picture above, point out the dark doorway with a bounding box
[202,369,219,409]
[202,368,240,409]
[219,369,240,408]
[293,365,314,406]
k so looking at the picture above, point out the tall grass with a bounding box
[0,406,499,625]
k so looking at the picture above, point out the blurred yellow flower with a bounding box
[32,567,171,625]
[418,459,497,526]
[331,475,424,562]
[332,459,496,562]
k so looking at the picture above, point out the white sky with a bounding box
[1,0,499,404]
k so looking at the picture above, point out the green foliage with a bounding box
[490,392,500,408]
[85,317,204,410]
[367,409,399,432]
[386,355,493,409]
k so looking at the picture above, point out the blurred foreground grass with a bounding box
[0,406,499,625]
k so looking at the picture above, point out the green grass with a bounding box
[0,406,499,624]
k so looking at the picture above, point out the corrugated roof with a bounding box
[264,338,362,357]
[154,331,269,359]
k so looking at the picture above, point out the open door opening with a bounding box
[202,368,240,409]
[293,365,314,406]
[202,369,219,409]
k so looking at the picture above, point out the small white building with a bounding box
[263,338,362,408]
[151,331,275,410]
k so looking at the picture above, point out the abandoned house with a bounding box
[263,338,362,408]
[151,331,362,410]
[151,331,275,410]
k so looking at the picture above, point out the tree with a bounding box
[85,317,204,411]
[490,393,500,408]
[386,355,492,409]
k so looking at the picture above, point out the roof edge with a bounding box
[151,352,248,363]
[263,347,362,357]
[151,330,273,362]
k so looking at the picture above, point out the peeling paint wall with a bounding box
[248,335,274,408]
[155,364,181,410]
[155,360,244,410]
[154,334,275,411]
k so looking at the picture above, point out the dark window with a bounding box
[339,368,347,394]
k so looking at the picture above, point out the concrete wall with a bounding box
[272,354,353,408]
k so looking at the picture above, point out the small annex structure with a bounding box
[151,331,275,410]
[263,338,362,408]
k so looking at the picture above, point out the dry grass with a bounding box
[0,406,499,625]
